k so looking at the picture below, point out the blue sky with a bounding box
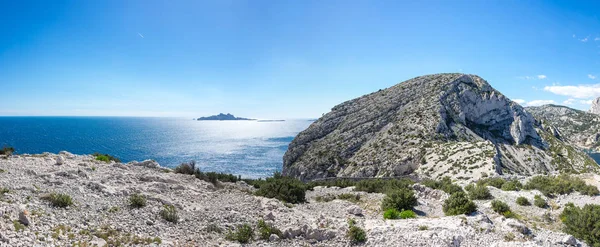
[1,0,600,118]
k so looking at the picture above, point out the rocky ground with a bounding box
[0,152,596,246]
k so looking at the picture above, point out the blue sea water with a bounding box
[0,117,312,178]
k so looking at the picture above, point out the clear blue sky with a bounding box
[1,0,600,118]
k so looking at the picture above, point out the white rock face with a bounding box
[284,73,598,182]
[590,97,600,115]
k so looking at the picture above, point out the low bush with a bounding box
[516,197,530,206]
[560,203,600,246]
[501,180,523,191]
[257,220,282,240]
[534,195,547,208]
[92,153,120,163]
[128,193,147,208]
[383,208,401,219]
[491,200,511,214]
[175,161,244,185]
[347,219,366,244]
[226,224,254,244]
[160,205,179,223]
[422,176,463,195]
[466,184,492,200]
[174,161,197,175]
[337,193,361,203]
[0,146,15,156]
[443,191,477,216]
[355,178,413,194]
[525,174,599,196]
[478,177,505,189]
[381,188,417,211]
[399,209,417,219]
[41,193,73,208]
[254,172,307,204]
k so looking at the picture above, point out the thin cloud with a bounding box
[595,37,600,41]
[537,75,547,79]
[525,100,556,106]
[138,33,144,38]
[563,98,576,105]
[580,100,593,105]
[580,37,589,42]
[544,84,600,99]
[518,75,547,80]
[512,99,526,104]
[589,74,597,80]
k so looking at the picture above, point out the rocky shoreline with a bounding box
[0,152,597,246]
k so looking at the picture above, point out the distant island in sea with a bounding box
[196,113,255,121]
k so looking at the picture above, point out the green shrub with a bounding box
[516,197,530,206]
[337,193,361,203]
[41,193,73,208]
[443,191,477,216]
[560,203,600,246]
[257,220,281,240]
[467,184,492,200]
[381,188,418,211]
[128,193,147,208]
[501,180,522,191]
[160,205,179,223]
[383,208,401,219]
[478,177,506,189]
[226,224,254,244]
[174,161,197,175]
[418,225,428,230]
[534,195,547,208]
[491,200,511,214]
[347,219,366,244]
[422,177,463,195]
[254,172,306,204]
[355,178,413,194]
[0,146,15,156]
[92,153,120,163]
[525,174,599,196]
[399,209,417,219]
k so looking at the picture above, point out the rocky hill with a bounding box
[590,97,600,115]
[526,104,600,152]
[283,73,598,181]
[0,152,595,246]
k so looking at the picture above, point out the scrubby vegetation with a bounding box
[442,191,477,216]
[92,153,121,163]
[0,146,15,156]
[174,161,243,185]
[337,193,361,203]
[501,180,523,191]
[354,178,413,194]
[128,193,147,208]
[465,184,492,200]
[560,203,600,246]
[160,205,179,223]
[41,193,74,208]
[491,200,518,218]
[525,174,599,196]
[422,176,463,195]
[478,177,506,189]
[516,197,530,206]
[399,209,417,219]
[347,219,366,244]
[383,208,401,219]
[254,172,307,204]
[226,224,254,244]
[381,188,417,211]
[257,219,282,240]
[534,195,547,208]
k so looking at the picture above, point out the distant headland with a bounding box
[196,113,254,121]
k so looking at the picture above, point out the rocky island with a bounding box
[197,113,255,121]
[2,73,600,246]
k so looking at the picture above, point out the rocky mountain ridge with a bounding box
[283,73,598,182]
[590,97,600,115]
[526,104,600,152]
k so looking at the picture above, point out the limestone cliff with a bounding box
[283,74,598,181]
[590,97,600,115]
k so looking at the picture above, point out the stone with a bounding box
[18,210,32,226]
[346,205,363,216]
[265,211,275,221]
[134,159,160,169]
[562,235,577,246]
[269,234,280,242]
[56,156,65,165]
[502,218,530,235]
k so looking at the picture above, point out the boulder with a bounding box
[562,235,577,246]
[55,156,65,165]
[346,205,363,216]
[18,210,32,226]
[134,160,160,169]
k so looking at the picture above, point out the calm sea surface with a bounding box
[0,117,312,178]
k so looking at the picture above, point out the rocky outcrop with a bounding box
[527,104,600,152]
[283,73,598,181]
[590,97,600,115]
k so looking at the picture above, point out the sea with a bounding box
[0,117,313,178]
